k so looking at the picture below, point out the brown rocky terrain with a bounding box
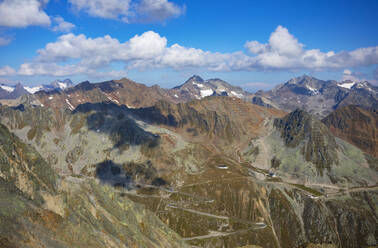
[0,123,188,248]
[322,105,378,157]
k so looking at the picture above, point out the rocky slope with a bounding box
[256,75,378,118]
[0,123,188,248]
[322,105,378,157]
[243,109,377,187]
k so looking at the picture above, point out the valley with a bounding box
[0,76,376,248]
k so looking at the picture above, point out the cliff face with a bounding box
[274,109,339,172]
[322,105,378,157]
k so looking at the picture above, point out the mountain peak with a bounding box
[287,75,319,85]
[186,75,204,83]
[50,78,74,90]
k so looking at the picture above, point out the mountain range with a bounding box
[256,75,378,117]
[0,79,74,99]
[0,75,377,247]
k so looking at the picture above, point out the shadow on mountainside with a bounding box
[129,104,178,127]
[95,160,167,190]
[73,102,165,149]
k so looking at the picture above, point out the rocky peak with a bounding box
[274,109,339,172]
[186,75,204,83]
[351,81,377,93]
[50,78,74,90]
[287,75,317,84]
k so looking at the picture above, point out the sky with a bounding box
[0,0,377,91]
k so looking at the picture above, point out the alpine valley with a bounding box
[0,75,377,248]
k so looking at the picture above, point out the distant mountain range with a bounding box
[0,79,73,99]
[2,75,377,120]
[256,75,378,118]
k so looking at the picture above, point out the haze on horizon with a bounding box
[0,0,377,91]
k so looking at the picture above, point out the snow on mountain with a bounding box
[200,89,214,97]
[193,82,205,88]
[0,79,74,100]
[0,84,15,92]
[306,85,320,95]
[50,79,74,90]
[338,82,356,89]
[24,86,43,94]
[230,91,243,98]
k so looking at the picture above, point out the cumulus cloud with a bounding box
[0,37,11,46]
[0,26,377,77]
[0,0,51,27]
[68,0,132,19]
[68,0,184,23]
[52,16,75,33]
[0,66,16,76]
[245,25,378,70]
[343,69,352,75]
[136,0,184,22]
[341,69,369,82]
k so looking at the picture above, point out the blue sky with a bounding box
[0,0,377,91]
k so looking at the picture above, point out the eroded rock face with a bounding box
[322,105,378,157]
[274,109,339,172]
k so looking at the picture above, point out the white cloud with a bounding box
[245,25,378,70]
[341,69,369,82]
[0,66,16,76]
[136,0,184,22]
[52,16,75,33]
[0,26,377,77]
[0,37,11,46]
[68,0,132,19]
[68,0,184,23]
[343,69,352,75]
[0,0,51,27]
[268,25,303,56]
[245,26,303,58]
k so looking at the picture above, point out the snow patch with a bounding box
[25,86,43,94]
[48,96,53,100]
[306,85,319,95]
[105,93,120,104]
[354,82,374,92]
[0,85,14,92]
[58,82,67,89]
[200,89,214,98]
[65,99,74,111]
[230,91,243,98]
[338,82,355,89]
[174,94,178,98]
[192,82,204,88]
